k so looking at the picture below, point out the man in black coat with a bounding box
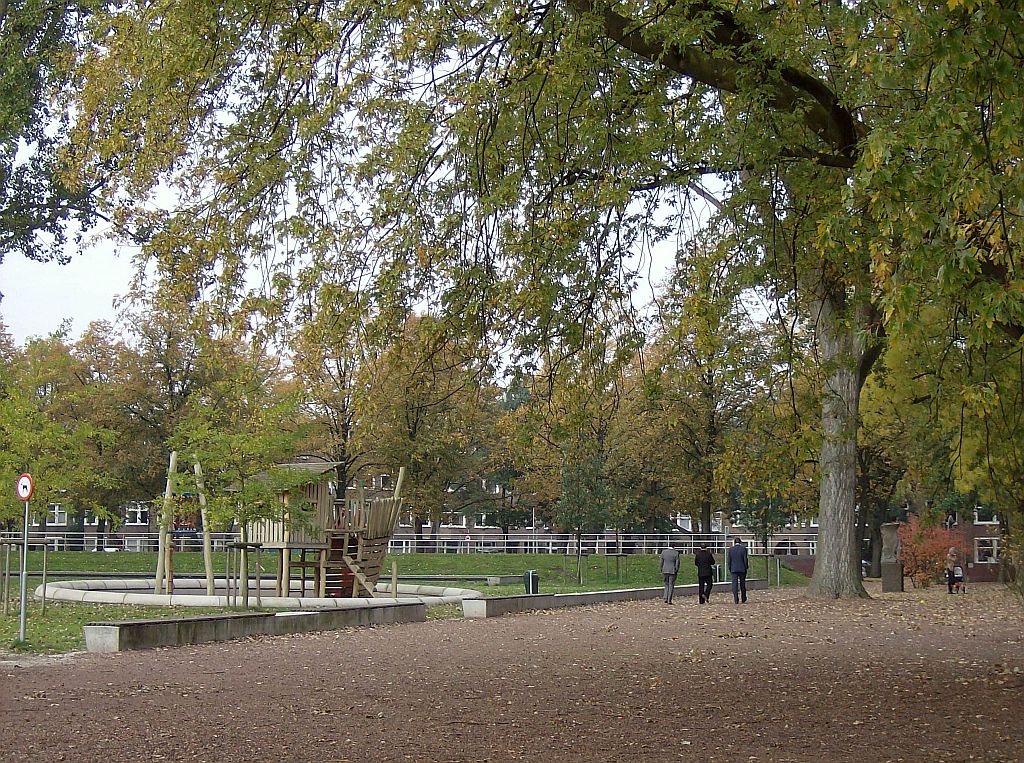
[694,543,716,604]
[727,537,749,604]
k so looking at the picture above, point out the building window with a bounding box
[125,503,149,526]
[442,511,467,528]
[673,514,692,531]
[975,537,1001,564]
[49,503,68,526]
[973,507,999,525]
[83,511,99,526]
[379,474,391,490]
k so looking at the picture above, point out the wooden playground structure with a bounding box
[153,452,406,602]
[249,465,407,598]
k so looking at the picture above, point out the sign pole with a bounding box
[15,473,35,643]
[18,498,29,641]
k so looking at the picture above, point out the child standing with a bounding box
[952,563,966,593]
[945,547,958,594]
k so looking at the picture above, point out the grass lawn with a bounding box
[0,591,232,654]
[2,551,807,654]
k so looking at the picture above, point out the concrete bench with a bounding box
[83,601,426,652]
[462,580,768,618]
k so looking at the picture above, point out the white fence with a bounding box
[0,530,821,556]
[0,531,237,553]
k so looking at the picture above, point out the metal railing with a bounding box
[0,530,238,553]
[385,531,820,556]
[0,529,822,556]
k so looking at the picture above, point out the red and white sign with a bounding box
[16,473,34,501]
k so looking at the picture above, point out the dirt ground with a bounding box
[1,582,1022,763]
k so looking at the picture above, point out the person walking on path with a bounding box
[727,537,749,604]
[660,543,681,604]
[694,543,716,604]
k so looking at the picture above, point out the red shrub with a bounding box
[897,516,965,588]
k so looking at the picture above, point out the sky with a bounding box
[0,245,136,345]
[0,187,707,348]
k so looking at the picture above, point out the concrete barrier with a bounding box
[462,580,769,618]
[40,578,482,608]
[83,601,427,652]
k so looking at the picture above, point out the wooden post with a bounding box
[255,546,262,608]
[41,544,47,614]
[276,548,285,597]
[240,526,250,608]
[3,543,10,615]
[165,539,174,595]
[227,545,235,607]
[281,548,291,598]
[193,460,216,596]
[317,548,326,597]
[155,451,178,594]
[393,467,406,501]
[391,560,398,599]
[352,533,364,597]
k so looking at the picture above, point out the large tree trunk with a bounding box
[413,517,426,553]
[807,290,870,599]
[869,521,883,577]
[699,496,713,536]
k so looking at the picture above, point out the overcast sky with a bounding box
[0,245,135,345]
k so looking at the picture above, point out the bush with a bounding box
[897,515,964,588]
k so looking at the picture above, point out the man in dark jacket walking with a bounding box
[727,537,749,604]
[694,543,716,604]
[660,543,681,603]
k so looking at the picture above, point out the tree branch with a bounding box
[564,0,863,162]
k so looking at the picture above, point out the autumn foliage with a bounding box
[897,515,964,588]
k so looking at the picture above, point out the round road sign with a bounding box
[16,473,34,501]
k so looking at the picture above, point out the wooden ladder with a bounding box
[323,529,377,597]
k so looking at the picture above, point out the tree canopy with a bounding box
[1,0,1021,597]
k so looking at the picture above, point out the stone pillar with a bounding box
[880,522,904,592]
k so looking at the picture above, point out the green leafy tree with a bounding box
[0,328,113,530]
[1,1,98,264]
[66,0,1024,599]
[289,278,371,496]
[354,316,494,549]
[730,494,791,556]
[170,341,306,532]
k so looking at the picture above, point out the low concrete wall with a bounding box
[462,580,769,618]
[83,601,426,653]
[41,578,481,608]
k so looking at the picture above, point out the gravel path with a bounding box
[1,582,1022,762]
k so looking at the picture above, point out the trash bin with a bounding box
[523,569,539,594]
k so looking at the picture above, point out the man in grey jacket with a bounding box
[660,543,681,604]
